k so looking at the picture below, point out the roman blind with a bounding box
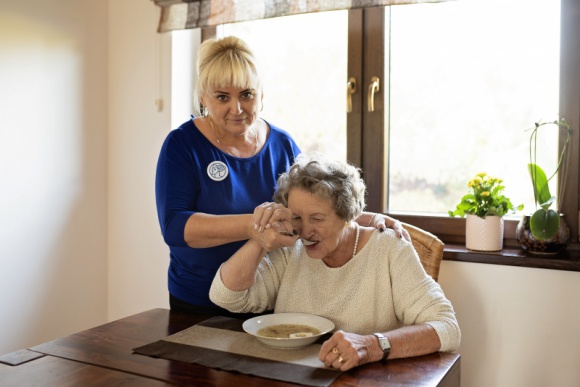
[151,0,456,32]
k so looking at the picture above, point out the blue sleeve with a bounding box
[155,121,301,249]
[155,130,196,248]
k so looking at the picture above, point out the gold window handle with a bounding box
[347,77,357,113]
[367,76,380,112]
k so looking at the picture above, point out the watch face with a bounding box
[374,333,391,350]
[379,338,390,351]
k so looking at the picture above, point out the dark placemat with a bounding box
[133,316,341,387]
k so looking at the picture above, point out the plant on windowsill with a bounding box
[449,172,522,252]
[515,118,572,255]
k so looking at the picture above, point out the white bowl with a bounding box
[243,313,335,349]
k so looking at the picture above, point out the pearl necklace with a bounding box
[209,117,258,157]
[352,224,360,259]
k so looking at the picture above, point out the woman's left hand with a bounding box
[370,214,411,242]
[319,330,382,371]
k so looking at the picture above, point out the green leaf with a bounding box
[461,193,476,202]
[539,196,556,211]
[528,163,552,206]
[529,209,560,240]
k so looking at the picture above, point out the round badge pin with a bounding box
[207,161,228,181]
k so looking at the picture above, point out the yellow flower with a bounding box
[481,191,490,197]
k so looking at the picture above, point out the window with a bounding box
[221,11,349,161]
[183,0,578,244]
[352,0,578,244]
[388,0,559,215]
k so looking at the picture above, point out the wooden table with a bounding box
[0,308,460,386]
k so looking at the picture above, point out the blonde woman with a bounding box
[156,36,409,316]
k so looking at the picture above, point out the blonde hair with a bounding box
[193,36,262,116]
[274,152,366,222]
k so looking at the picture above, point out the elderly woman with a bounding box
[209,152,460,371]
[156,35,409,316]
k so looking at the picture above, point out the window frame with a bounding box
[348,0,579,248]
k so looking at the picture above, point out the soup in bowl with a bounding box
[243,313,335,349]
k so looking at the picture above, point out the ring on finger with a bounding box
[338,356,344,363]
[332,347,339,354]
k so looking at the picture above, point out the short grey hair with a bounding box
[274,152,366,222]
[193,36,262,116]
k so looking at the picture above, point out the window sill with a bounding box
[389,212,580,272]
[443,244,580,272]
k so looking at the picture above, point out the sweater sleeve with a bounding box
[389,240,461,352]
[209,248,289,313]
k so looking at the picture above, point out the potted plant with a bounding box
[516,119,572,254]
[449,172,522,251]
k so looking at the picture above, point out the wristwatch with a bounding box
[373,333,391,360]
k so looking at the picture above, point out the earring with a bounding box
[201,105,209,117]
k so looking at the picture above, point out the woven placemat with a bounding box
[133,316,341,387]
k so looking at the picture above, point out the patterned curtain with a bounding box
[151,0,455,32]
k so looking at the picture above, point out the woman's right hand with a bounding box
[253,202,293,233]
[251,202,297,251]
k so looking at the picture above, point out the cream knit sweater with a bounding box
[210,229,460,352]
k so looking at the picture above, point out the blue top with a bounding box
[155,117,301,307]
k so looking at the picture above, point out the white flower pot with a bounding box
[465,214,504,251]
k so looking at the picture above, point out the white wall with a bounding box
[439,261,580,387]
[0,0,108,353]
[107,0,171,320]
[0,0,173,356]
[1,2,579,387]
